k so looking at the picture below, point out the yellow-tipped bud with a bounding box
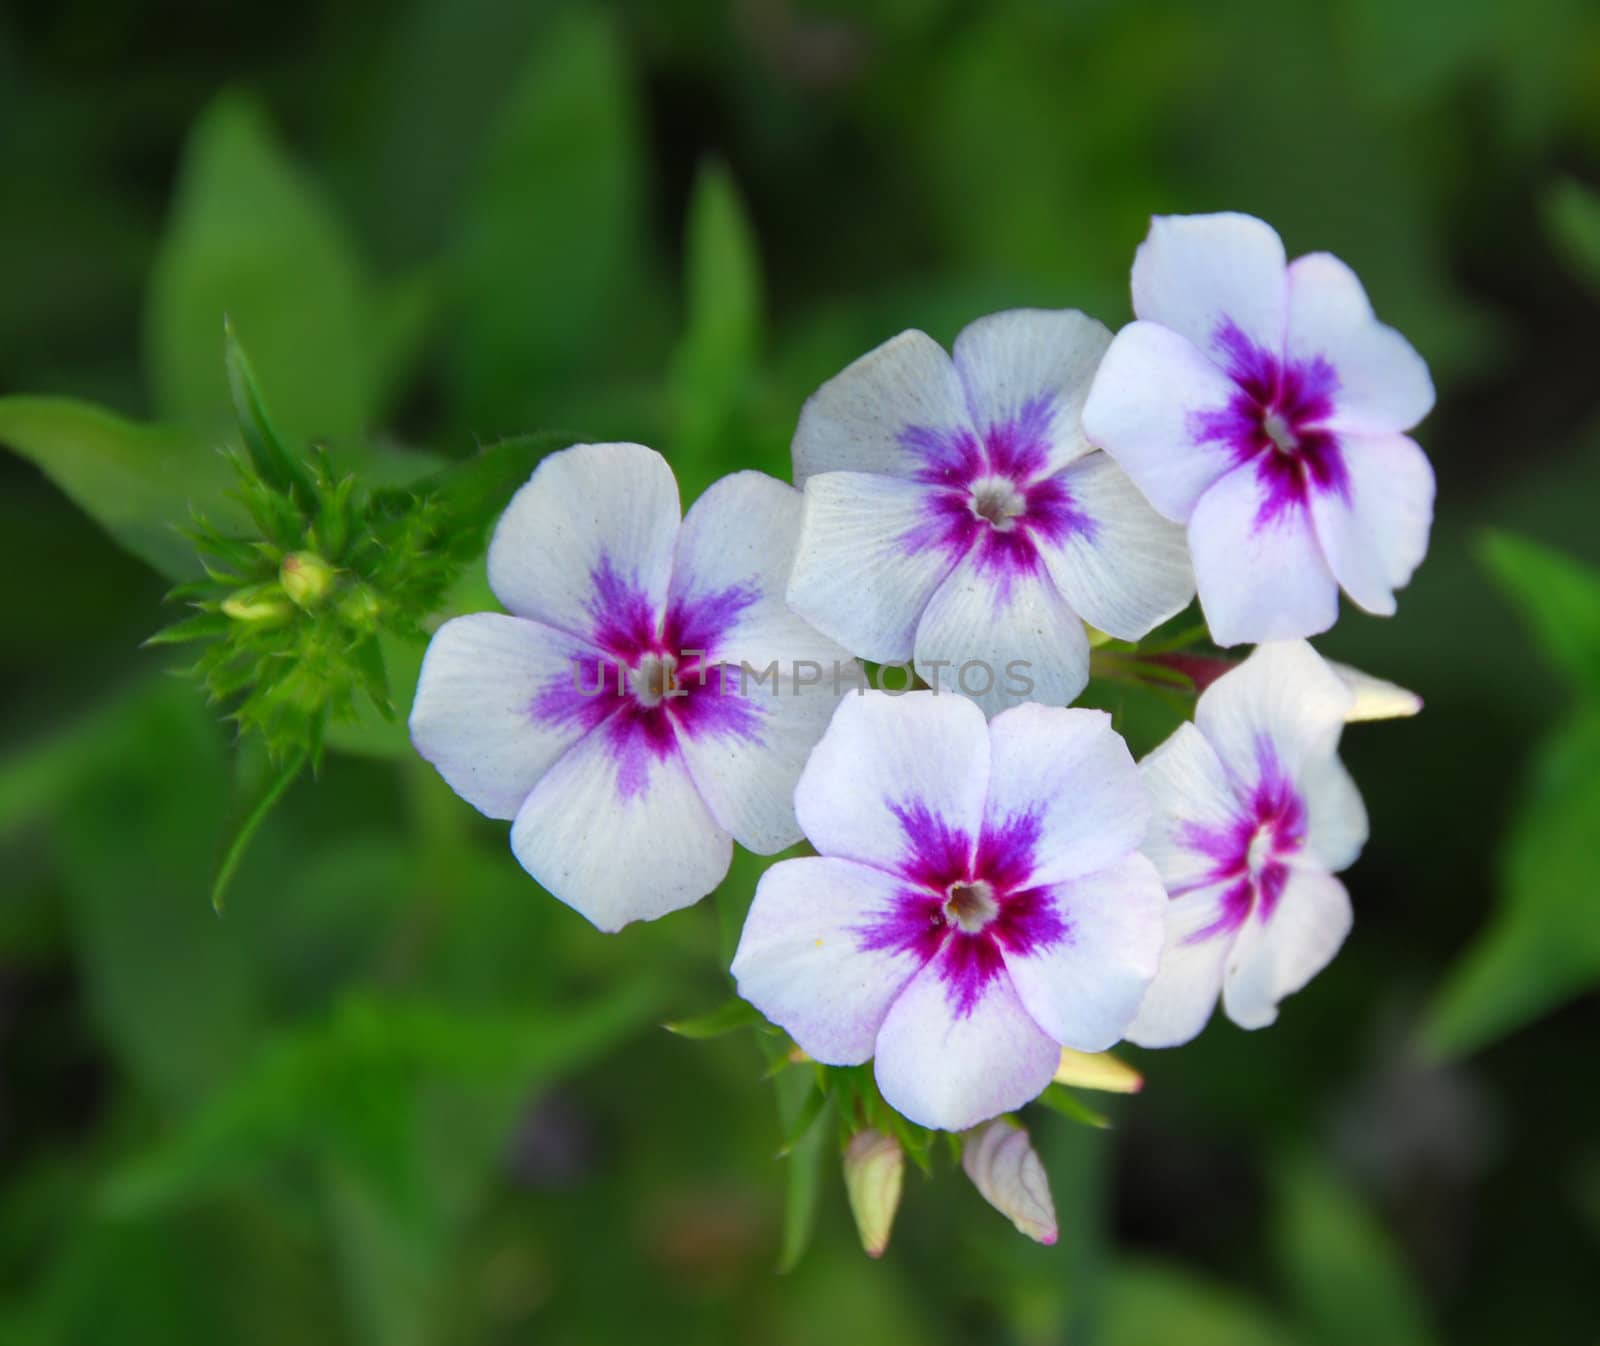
[843,1129,904,1259]
[279,550,336,609]
[1053,1046,1144,1094]
[1330,661,1424,722]
[222,584,293,625]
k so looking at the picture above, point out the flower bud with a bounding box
[338,583,382,632]
[279,550,336,609]
[222,584,293,625]
[842,1129,904,1258]
[961,1120,1057,1245]
[1330,661,1423,721]
[1053,1046,1143,1094]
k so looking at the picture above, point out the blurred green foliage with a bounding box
[2,1,1599,1344]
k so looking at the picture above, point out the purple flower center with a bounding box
[1191,318,1350,526]
[898,394,1095,592]
[1176,737,1307,942]
[854,800,1072,1017]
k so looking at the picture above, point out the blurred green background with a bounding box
[3,1,1600,1342]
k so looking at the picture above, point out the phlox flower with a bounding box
[786,310,1195,713]
[410,442,853,932]
[1082,212,1435,646]
[1127,641,1368,1046]
[732,691,1166,1131]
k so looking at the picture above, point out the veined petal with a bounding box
[913,553,1090,714]
[409,613,602,820]
[1139,721,1242,892]
[791,329,969,484]
[788,471,962,663]
[873,960,1060,1131]
[1221,865,1352,1030]
[509,729,730,932]
[731,857,931,1064]
[1123,883,1236,1047]
[1194,641,1354,787]
[487,442,679,645]
[667,470,851,673]
[794,691,990,877]
[1189,463,1340,647]
[675,668,845,854]
[1041,452,1195,640]
[1308,432,1435,618]
[983,704,1149,886]
[961,1120,1058,1245]
[1000,855,1167,1052]
[1081,320,1243,522]
[1286,252,1434,434]
[951,308,1111,473]
[1131,212,1289,366]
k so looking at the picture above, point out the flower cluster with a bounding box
[413,211,1433,1250]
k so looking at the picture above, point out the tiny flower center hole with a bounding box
[969,477,1026,531]
[1246,823,1276,877]
[1263,411,1300,454]
[944,880,999,933]
[631,653,678,708]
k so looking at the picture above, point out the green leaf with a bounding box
[1544,176,1600,298]
[210,743,309,912]
[223,320,317,503]
[146,93,378,443]
[1479,530,1600,695]
[1272,1152,1435,1346]
[1423,710,1600,1056]
[0,396,236,580]
[776,1083,829,1158]
[775,1064,828,1274]
[1035,1083,1112,1130]
[407,431,572,538]
[669,159,763,487]
[1104,1260,1308,1346]
[450,9,648,428]
[662,996,767,1040]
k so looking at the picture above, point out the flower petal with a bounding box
[1301,753,1368,873]
[1221,865,1352,1030]
[791,329,969,484]
[913,555,1090,714]
[1000,855,1168,1052]
[409,613,601,820]
[675,668,845,854]
[1194,640,1354,787]
[1286,252,1434,434]
[487,442,680,643]
[1131,212,1288,365]
[794,690,990,876]
[1081,320,1243,522]
[983,704,1149,886]
[961,1120,1058,1245]
[950,308,1111,472]
[509,729,729,932]
[1188,463,1340,647]
[731,857,931,1064]
[1308,432,1435,618]
[1123,884,1234,1048]
[667,469,851,672]
[873,960,1060,1131]
[788,471,961,663]
[1041,452,1195,640]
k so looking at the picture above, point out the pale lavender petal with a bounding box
[787,471,962,663]
[1040,452,1195,640]
[509,728,730,932]
[950,308,1111,474]
[791,329,968,484]
[487,442,679,642]
[1080,320,1242,522]
[409,613,601,820]
[912,552,1091,714]
[1000,855,1167,1052]
[1286,252,1435,434]
[1221,865,1352,1031]
[1308,432,1435,618]
[872,959,1060,1131]
[1138,722,1243,893]
[961,1120,1058,1245]
[794,691,990,876]
[731,857,931,1064]
[1188,462,1340,647]
[1301,753,1368,873]
[983,704,1148,887]
[1131,212,1288,365]
[1123,883,1235,1047]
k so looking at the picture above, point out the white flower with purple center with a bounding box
[731,691,1167,1131]
[410,442,853,932]
[1127,641,1369,1046]
[787,310,1195,713]
[1082,212,1436,647]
